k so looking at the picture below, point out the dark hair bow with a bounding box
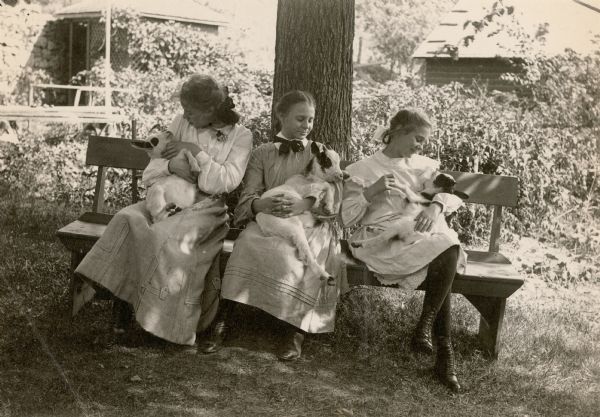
[274,136,305,155]
[222,96,235,110]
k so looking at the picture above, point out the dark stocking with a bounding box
[412,245,458,353]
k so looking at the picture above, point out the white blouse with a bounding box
[142,114,253,195]
[341,150,466,287]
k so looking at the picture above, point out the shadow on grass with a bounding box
[1,195,599,416]
[2,284,597,417]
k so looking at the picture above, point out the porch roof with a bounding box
[54,0,228,26]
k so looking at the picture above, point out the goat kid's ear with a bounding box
[131,140,152,149]
[148,123,162,134]
[311,141,321,155]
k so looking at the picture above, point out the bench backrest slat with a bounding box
[86,136,150,170]
[445,171,518,207]
[341,160,518,207]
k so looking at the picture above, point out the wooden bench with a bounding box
[57,136,522,359]
[56,135,238,309]
[340,166,523,358]
[56,135,149,306]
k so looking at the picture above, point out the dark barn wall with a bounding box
[423,58,523,92]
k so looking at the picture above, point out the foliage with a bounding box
[71,8,274,136]
[0,124,138,212]
[355,0,454,72]
[506,48,600,129]
[350,75,599,253]
[1,4,598,266]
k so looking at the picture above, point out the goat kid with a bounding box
[256,142,345,286]
[351,173,467,248]
[132,131,202,223]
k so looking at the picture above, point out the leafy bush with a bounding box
[350,70,599,254]
[1,6,598,270]
[70,8,273,137]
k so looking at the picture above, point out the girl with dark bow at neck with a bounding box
[201,90,345,361]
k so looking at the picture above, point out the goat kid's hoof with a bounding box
[321,275,335,286]
[166,204,182,217]
[350,242,362,248]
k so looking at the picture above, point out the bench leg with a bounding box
[463,295,506,359]
[69,251,85,318]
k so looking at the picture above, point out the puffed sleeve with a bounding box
[193,126,253,195]
[432,192,464,215]
[141,115,184,187]
[419,160,464,215]
[341,176,371,227]
[232,145,267,226]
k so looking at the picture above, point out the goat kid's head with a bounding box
[132,130,174,159]
[306,142,345,182]
[421,173,469,200]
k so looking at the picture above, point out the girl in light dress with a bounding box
[342,108,466,392]
[73,74,253,347]
[201,91,344,361]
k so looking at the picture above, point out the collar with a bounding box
[273,132,308,149]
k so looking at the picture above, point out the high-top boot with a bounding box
[412,246,459,354]
[277,324,305,362]
[411,308,435,354]
[434,336,461,393]
[200,299,235,354]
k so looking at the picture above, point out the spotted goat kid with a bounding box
[256,142,346,285]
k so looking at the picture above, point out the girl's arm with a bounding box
[194,126,253,195]
[233,146,267,226]
[341,176,371,227]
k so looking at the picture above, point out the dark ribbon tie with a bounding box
[274,136,305,155]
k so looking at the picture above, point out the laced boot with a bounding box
[411,309,435,354]
[434,336,461,393]
[277,326,305,362]
[200,300,234,354]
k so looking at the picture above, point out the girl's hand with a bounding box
[162,142,202,159]
[168,153,198,184]
[253,195,315,217]
[363,174,406,201]
[414,203,442,232]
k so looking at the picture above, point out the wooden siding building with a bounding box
[54,0,228,84]
[412,0,600,92]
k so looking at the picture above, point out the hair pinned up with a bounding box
[382,108,432,144]
[179,75,240,125]
[179,74,224,111]
[214,91,240,125]
[273,90,316,130]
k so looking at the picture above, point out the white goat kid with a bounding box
[133,131,201,223]
[351,173,466,248]
[256,142,344,286]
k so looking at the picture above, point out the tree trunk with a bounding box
[272,0,354,157]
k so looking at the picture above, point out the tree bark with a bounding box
[273,0,354,157]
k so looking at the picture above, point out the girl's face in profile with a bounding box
[389,125,431,157]
[279,102,315,140]
[182,100,215,129]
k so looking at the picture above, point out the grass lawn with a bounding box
[0,196,598,417]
